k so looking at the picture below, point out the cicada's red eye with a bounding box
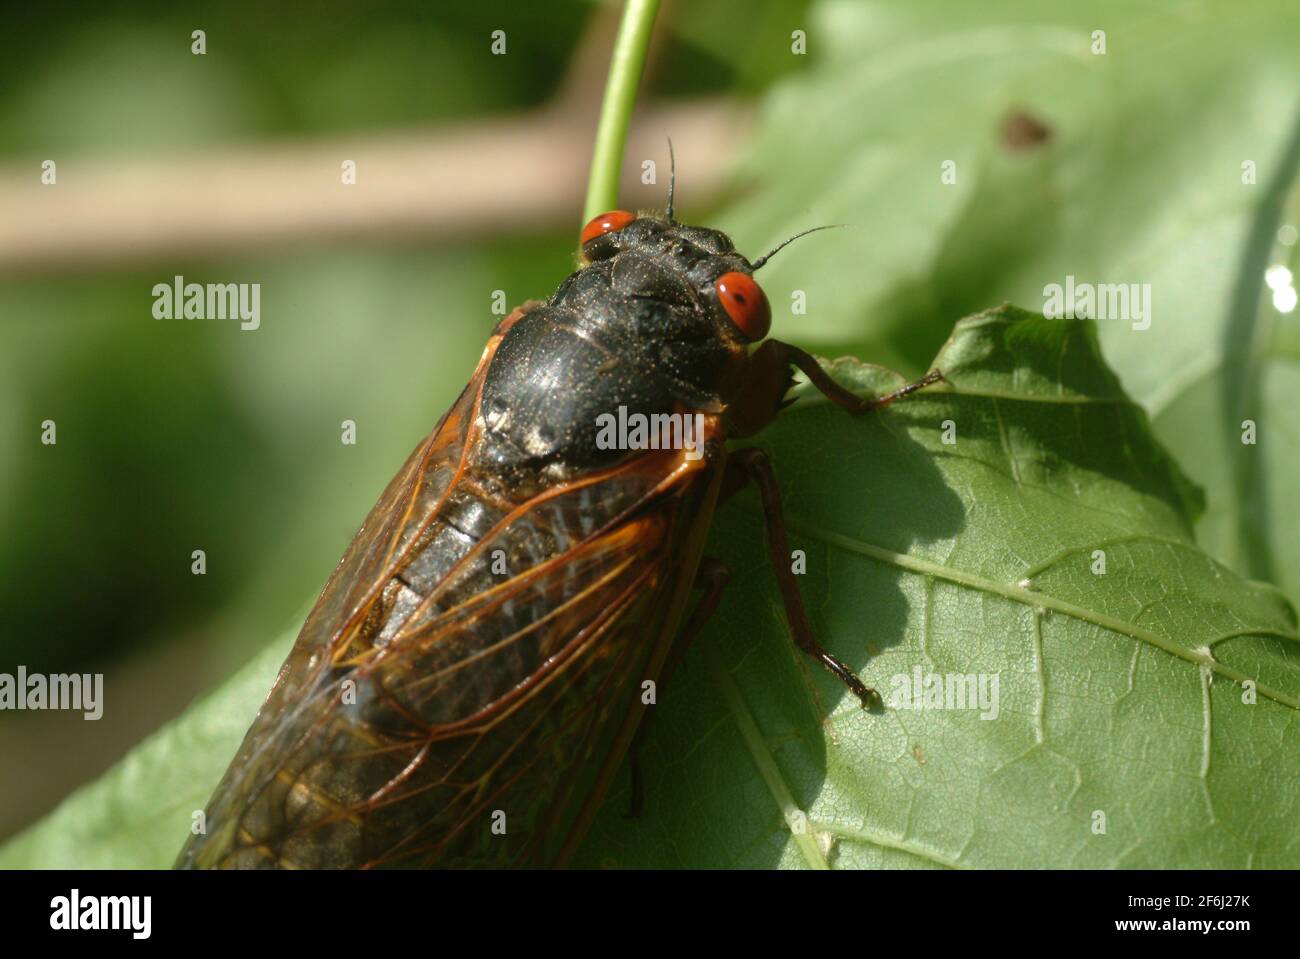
[580,210,636,246]
[715,271,770,341]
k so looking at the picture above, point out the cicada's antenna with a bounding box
[751,224,847,271]
[665,138,677,223]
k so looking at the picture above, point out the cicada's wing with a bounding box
[179,305,724,868]
[358,442,724,867]
[356,486,700,868]
[175,393,473,868]
[177,310,515,869]
[188,451,715,869]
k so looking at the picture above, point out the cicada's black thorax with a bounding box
[472,216,754,489]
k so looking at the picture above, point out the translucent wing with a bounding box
[178,308,722,868]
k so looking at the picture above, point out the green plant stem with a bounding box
[582,0,661,227]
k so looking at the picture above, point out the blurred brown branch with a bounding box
[0,100,748,273]
[0,2,748,273]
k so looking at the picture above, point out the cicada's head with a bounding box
[576,210,772,408]
[580,210,771,341]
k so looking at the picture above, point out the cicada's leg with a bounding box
[857,367,946,410]
[626,557,731,818]
[773,340,944,413]
[726,446,881,711]
[725,339,943,439]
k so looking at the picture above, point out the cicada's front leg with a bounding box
[726,338,943,439]
[719,341,943,709]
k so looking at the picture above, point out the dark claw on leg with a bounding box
[857,368,945,412]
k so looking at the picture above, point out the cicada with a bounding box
[176,184,940,869]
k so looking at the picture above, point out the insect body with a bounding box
[177,201,940,869]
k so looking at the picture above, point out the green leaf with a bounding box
[7,307,1296,868]
[0,628,294,869]
[578,306,1300,868]
[715,0,1300,601]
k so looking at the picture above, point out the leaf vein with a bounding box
[785,516,1300,711]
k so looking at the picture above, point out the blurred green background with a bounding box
[2,0,1298,847]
